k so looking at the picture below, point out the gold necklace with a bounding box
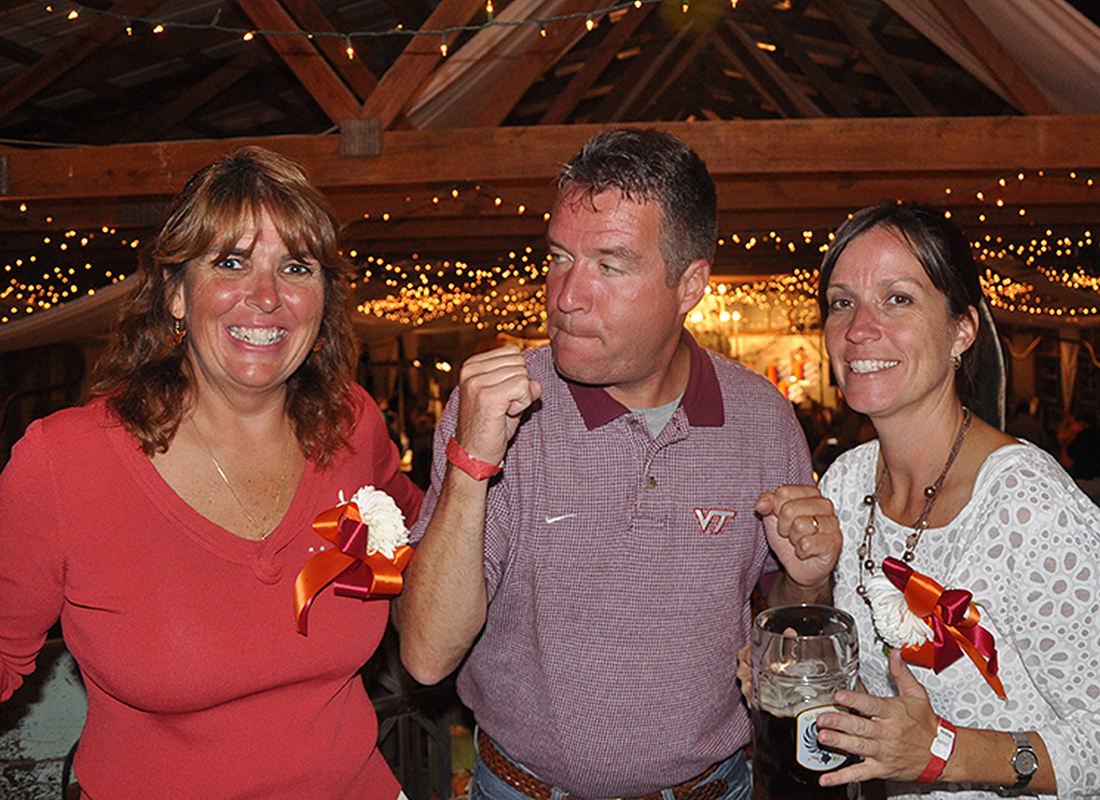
[856,407,971,596]
[193,418,294,540]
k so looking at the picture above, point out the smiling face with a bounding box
[545,188,708,407]
[823,225,977,422]
[169,209,325,402]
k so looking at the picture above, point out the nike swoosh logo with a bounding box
[545,513,577,524]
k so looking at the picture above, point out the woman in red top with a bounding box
[0,147,422,798]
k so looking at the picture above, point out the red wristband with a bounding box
[916,717,956,783]
[445,436,502,481]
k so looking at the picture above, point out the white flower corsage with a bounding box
[864,572,934,649]
[345,485,409,559]
[294,485,413,635]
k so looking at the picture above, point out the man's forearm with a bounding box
[396,466,491,685]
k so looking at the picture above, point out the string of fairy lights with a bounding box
[4,164,1100,331]
[36,0,732,60]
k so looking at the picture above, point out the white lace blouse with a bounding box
[821,440,1100,798]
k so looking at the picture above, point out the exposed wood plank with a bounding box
[747,1,860,117]
[924,0,1056,115]
[278,0,382,102]
[235,0,363,125]
[360,0,487,129]
[595,22,697,122]
[0,0,165,122]
[813,0,937,116]
[719,19,826,118]
[380,0,437,30]
[539,4,654,125]
[7,117,1100,202]
[122,48,270,143]
[0,34,42,66]
[468,0,606,127]
[631,22,713,120]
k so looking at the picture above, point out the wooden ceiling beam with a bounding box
[718,19,826,118]
[746,2,860,117]
[235,0,363,125]
[6,116,1100,201]
[360,0,487,130]
[631,26,713,120]
[379,0,437,30]
[594,22,695,122]
[0,0,166,122]
[278,0,382,102]
[813,0,937,117]
[923,0,1056,115]
[468,0,603,128]
[121,48,271,143]
[539,4,655,125]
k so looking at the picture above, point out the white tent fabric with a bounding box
[0,280,133,354]
[883,0,1100,113]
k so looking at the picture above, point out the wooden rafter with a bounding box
[235,0,363,125]
[746,2,860,117]
[0,0,165,122]
[720,18,825,118]
[539,3,655,125]
[7,116,1100,201]
[923,0,1056,115]
[630,23,711,120]
[122,48,270,143]
[814,0,938,116]
[467,0,608,127]
[596,22,696,122]
[277,0,382,103]
[360,0,487,129]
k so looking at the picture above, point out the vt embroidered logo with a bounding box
[693,508,737,535]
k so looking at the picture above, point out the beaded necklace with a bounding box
[856,407,972,596]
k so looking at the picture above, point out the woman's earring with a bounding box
[168,317,187,347]
[952,353,962,370]
[312,336,326,353]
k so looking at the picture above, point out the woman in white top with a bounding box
[765,203,1100,798]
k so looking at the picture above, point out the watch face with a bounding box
[1015,749,1040,776]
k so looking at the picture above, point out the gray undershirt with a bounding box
[629,394,684,438]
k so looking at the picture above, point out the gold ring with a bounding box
[811,514,820,532]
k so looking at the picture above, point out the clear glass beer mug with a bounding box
[750,604,860,800]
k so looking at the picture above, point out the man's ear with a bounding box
[677,258,711,315]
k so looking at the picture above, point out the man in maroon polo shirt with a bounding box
[397,129,841,800]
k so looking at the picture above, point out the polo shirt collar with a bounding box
[565,330,725,430]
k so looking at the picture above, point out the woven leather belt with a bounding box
[476,730,728,800]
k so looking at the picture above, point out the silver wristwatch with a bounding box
[1004,731,1039,792]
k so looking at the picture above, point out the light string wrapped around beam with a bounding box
[356,179,549,224]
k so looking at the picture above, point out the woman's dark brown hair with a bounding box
[89,146,358,466]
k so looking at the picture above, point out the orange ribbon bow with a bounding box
[294,502,413,635]
[882,556,1005,698]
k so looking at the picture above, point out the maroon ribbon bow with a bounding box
[882,556,1005,698]
[293,502,413,635]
